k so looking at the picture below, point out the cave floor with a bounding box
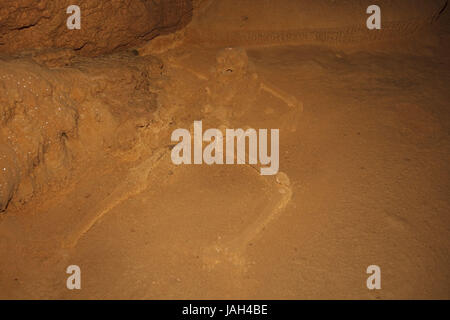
[0,43,449,299]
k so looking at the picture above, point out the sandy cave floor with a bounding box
[0,40,449,299]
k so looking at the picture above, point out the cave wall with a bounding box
[0,0,193,56]
[187,0,448,46]
[0,0,194,212]
[0,53,166,212]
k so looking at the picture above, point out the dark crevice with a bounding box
[433,0,448,22]
[15,23,37,31]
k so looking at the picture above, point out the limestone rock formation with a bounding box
[0,0,193,56]
[0,52,165,212]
